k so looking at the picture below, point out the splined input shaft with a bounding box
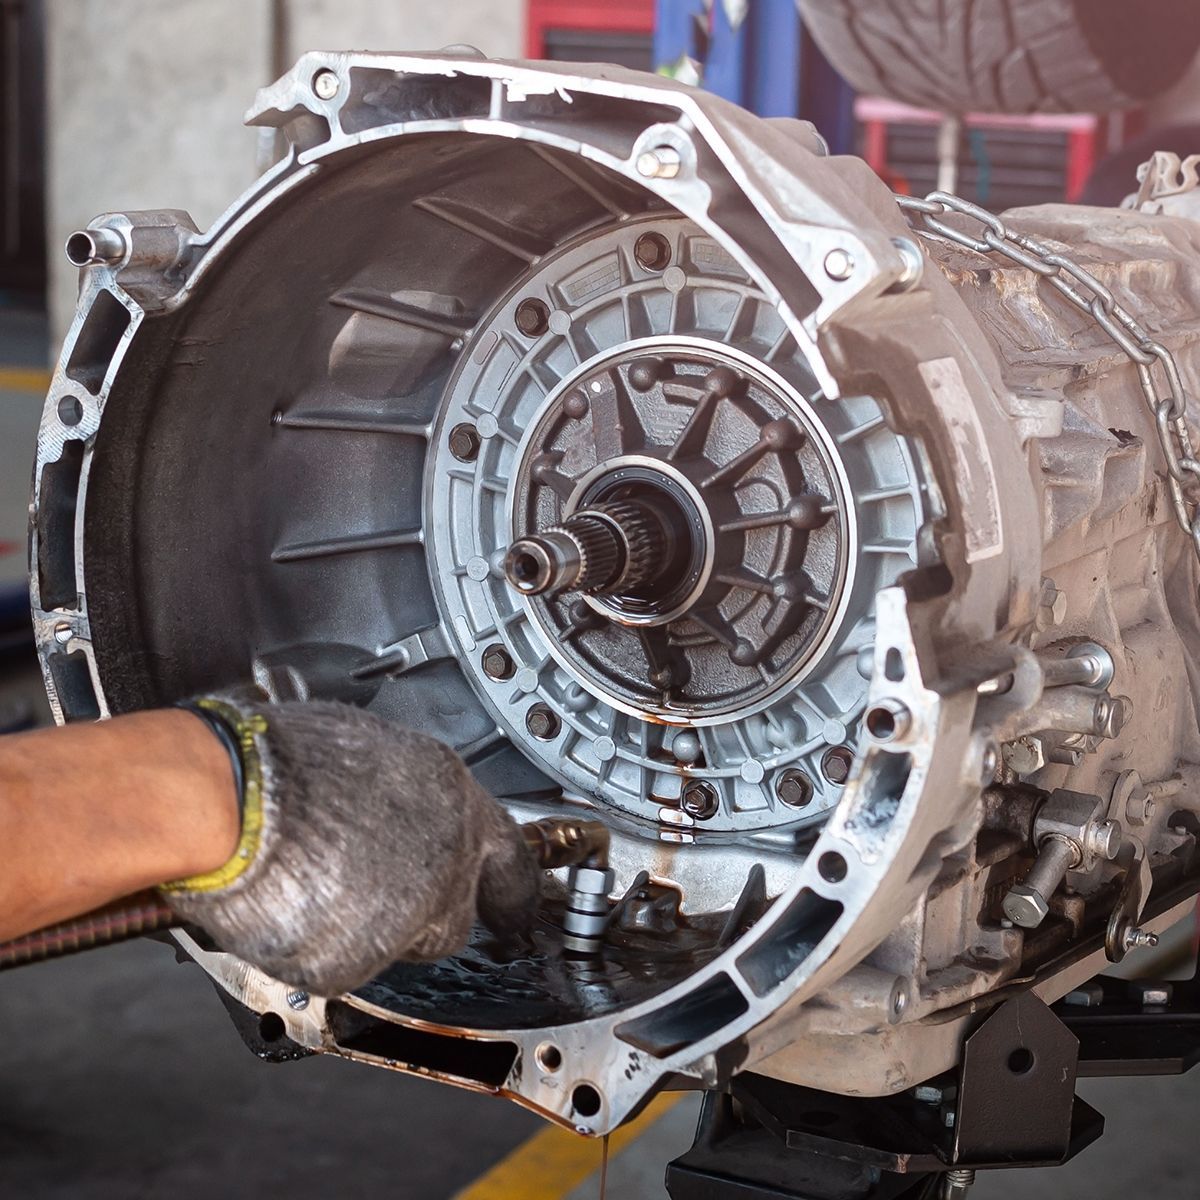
[505,500,669,597]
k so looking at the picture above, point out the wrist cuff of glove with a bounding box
[160,697,269,894]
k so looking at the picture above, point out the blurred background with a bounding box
[2,2,1200,1196]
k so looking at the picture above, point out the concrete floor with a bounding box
[3,922,1200,1199]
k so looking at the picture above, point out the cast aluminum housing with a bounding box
[32,52,1200,1135]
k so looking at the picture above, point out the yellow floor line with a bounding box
[454,1093,682,1200]
[0,367,51,394]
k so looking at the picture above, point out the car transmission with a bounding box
[31,50,1200,1157]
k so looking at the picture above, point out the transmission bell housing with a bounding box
[32,51,1200,1135]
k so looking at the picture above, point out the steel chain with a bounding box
[896,190,1200,564]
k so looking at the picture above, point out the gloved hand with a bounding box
[161,697,539,997]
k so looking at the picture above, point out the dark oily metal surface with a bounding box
[351,899,735,1031]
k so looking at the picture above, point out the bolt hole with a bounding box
[258,1012,286,1044]
[634,231,672,272]
[818,850,848,884]
[572,1084,602,1117]
[1007,1047,1034,1075]
[866,706,897,740]
[515,297,551,337]
[536,1043,563,1073]
[884,647,904,682]
[57,395,85,427]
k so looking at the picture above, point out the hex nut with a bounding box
[1002,882,1049,929]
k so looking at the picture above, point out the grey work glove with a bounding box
[161,697,539,997]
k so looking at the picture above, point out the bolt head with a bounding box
[286,990,309,1011]
[313,69,340,100]
[823,248,855,281]
[681,780,719,820]
[776,768,815,808]
[1002,883,1049,929]
[448,422,482,463]
[820,746,853,786]
[1036,585,1067,631]
[526,704,561,741]
[481,643,514,680]
[636,146,681,179]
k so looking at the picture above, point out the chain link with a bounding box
[897,190,1200,563]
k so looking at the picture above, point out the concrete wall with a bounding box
[45,0,524,347]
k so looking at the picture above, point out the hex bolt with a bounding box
[526,703,561,741]
[820,746,854,786]
[823,248,855,281]
[681,780,719,820]
[515,297,551,337]
[313,69,340,100]
[286,990,309,1011]
[1002,834,1079,929]
[481,643,515,681]
[448,422,482,463]
[776,768,815,808]
[633,232,672,272]
[636,145,681,179]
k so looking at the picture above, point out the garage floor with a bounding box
[3,923,1200,1199]
[3,310,1200,1199]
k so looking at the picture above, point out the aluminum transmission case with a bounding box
[32,52,1200,1134]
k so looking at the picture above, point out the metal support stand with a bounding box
[667,972,1200,1199]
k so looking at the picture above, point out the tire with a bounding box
[798,0,1200,114]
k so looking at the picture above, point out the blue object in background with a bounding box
[654,0,856,153]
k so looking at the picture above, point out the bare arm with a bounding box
[0,710,239,941]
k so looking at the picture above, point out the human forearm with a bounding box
[0,710,239,941]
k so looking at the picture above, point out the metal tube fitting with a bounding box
[64,226,128,268]
[563,865,616,955]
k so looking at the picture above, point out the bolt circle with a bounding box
[681,780,719,820]
[526,703,561,741]
[820,746,853,786]
[312,69,340,100]
[776,768,815,808]
[481,643,515,680]
[448,422,482,463]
